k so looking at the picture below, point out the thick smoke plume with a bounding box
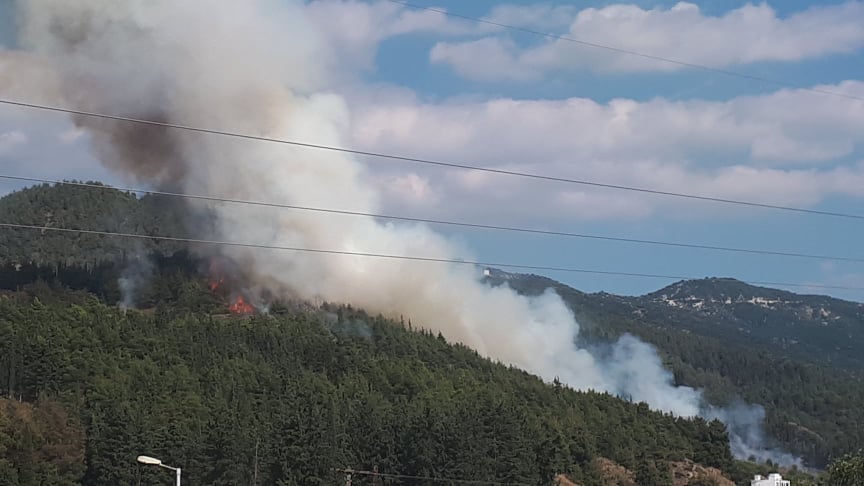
[9,0,797,465]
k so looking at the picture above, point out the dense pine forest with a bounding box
[1,183,863,485]
[0,182,191,267]
[1,280,739,485]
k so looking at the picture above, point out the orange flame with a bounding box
[229,295,254,315]
[208,260,225,291]
[207,259,254,315]
[209,276,224,292]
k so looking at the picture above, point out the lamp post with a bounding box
[137,455,181,486]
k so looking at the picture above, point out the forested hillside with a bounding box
[0,182,192,267]
[642,279,864,370]
[0,283,738,485]
[486,271,864,370]
[1,182,859,484]
[485,270,864,468]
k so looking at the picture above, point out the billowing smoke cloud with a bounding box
[117,242,153,311]
[8,0,797,465]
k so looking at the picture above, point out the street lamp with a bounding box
[137,455,181,486]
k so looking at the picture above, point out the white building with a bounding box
[751,473,790,486]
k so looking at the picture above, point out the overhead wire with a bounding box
[1,11,858,477]
[4,175,863,265]
[0,13,859,295]
[335,467,531,485]
[1,222,862,292]
[1,98,863,221]
[385,0,864,103]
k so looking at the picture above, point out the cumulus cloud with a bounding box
[0,130,27,154]
[58,127,85,144]
[380,172,441,206]
[0,108,113,196]
[303,0,476,76]
[301,1,581,82]
[431,1,864,80]
[5,0,864,223]
[348,81,864,221]
[483,4,578,31]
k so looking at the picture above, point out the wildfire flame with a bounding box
[207,259,254,315]
[209,276,224,292]
[229,295,254,315]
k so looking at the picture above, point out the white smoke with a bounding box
[117,243,153,311]
[704,403,803,467]
[9,0,797,465]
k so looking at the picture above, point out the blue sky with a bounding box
[2,0,864,301]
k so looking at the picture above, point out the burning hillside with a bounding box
[6,0,799,465]
[207,259,256,315]
[227,295,254,315]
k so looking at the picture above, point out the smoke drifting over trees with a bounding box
[6,0,796,464]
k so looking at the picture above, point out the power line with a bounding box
[334,467,532,485]
[386,0,864,103]
[1,98,863,222]
[5,175,864,265]
[1,222,862,292]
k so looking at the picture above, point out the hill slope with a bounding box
[484,269,864,467]
[485,270,864,370]
[642,278,864,370]
[0,182,193,267]
[0,285,737,485]
[0,182,856,475]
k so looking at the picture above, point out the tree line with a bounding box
[0,279,737,485]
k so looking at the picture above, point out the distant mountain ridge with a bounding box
[482,269,864,467]
[484,270,864,371]
[646,277,863,319]
[642,278,864,366]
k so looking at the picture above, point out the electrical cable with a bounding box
[1,97,862,221]
[4,175,863,264]
[385,0,864,103]
[2,222,862,292]
[335,467,533,485]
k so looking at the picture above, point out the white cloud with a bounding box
[0,130,27,153]
[431,1,864,80]
[303,0,476,75]
[381,172,441,207]
[432,37,544,82]
[58,127,85,144]
[484,4,578,31]
[300,0,582,82]
[347,81,864,221]
[0,110,115,196]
